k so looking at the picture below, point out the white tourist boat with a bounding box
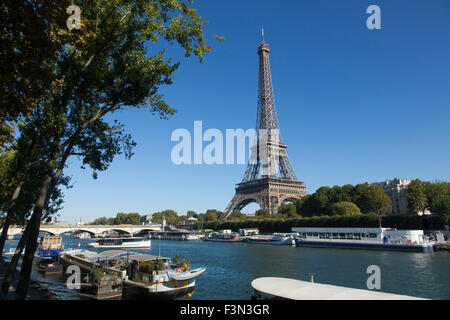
[88,237,151,249]
[292,227,435,252]
[246,233,296,245]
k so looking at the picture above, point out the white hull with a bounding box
[88,240,151,249]
[246,236,295,245]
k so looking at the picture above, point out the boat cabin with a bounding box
[292,227,429,245]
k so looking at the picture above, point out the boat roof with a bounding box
[63,249,125,262]
[99,250,128,258]
[128,254,169,262]
[251,277,427,300]
[96,237,144,240]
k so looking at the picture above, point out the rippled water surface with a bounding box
[4,237,450,300]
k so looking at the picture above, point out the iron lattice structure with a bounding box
[222,31,306,219]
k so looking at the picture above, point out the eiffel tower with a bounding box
[222,30,306,219]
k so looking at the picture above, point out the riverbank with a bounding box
[0,257,60,300]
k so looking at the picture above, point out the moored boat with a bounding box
[293,227,435,252]
[88,237,151,249]
[122,254,206,300]
[35,236,64,273]
[58,249,125,299]
[246,233,296,245]
[203,231,244,242]
[58,249,206,300]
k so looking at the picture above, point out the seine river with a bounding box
[3,237,450,300]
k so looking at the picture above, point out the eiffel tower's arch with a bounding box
[222,31,306,220]
[232,196,261,213]
[280,195,302,205]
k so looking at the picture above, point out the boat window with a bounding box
[332,233,338,238]
[306,232,313,237]
[361,233,366,238]
[319,233,325,239]
[369,233,377,238]
[346,233,354,239]
[313,232,318,237]
[339,233,346,239]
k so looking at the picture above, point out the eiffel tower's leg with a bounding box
[222,193,243,219]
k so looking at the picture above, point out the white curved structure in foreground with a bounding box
[251,277,427,300]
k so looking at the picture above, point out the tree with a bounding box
[330,201,361,216]
[255,209,270,218]
[407,179,428,215]
[7,0,219,299]
[279,203,298,218]
[151,210,179,225]
[203,209,220,222]
[227,211,245,220]
[352,184,391,214]
[186,210,197,218]
[424,182,450,223]
[0,0,72,149]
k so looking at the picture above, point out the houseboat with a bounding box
[88,237,151,249]
[122,253,206,300]
[35,236,64,273]
[59,249,206,300]
[203,231,244,242]
[147,231,201,241]
[58,249,124,299]
[292,227,435,252]
[246,233,296,245]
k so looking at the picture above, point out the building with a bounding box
[371,178,431,215]
[372,178,410,215]
[140,214,153,225]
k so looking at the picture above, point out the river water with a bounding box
[3,237,450,300]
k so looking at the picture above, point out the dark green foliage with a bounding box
[90,212,141,225]
[295,184,391,216]
[330,201,361,216]
[195,213,445,233]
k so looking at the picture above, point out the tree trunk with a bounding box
[0,216,11,258]
[0,179,26,258]
[14,148,69,300]
[0,221,30,297]
[14,173,52,300]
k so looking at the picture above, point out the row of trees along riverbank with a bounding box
[0,0,221,299]
[194,182,449,233]
[88,210,198,226]
[194,214,446,234]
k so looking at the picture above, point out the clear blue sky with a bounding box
[59,0,450,224]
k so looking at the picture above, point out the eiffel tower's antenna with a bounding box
[262,27,264,42]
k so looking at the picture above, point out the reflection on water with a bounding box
[3,236,450,300]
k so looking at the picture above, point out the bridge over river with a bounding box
[2,224,163,239]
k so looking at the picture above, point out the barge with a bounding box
[292,227,435,252]
[88,237,151,249]
[246,233,296,245]
[203,231,245,242]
